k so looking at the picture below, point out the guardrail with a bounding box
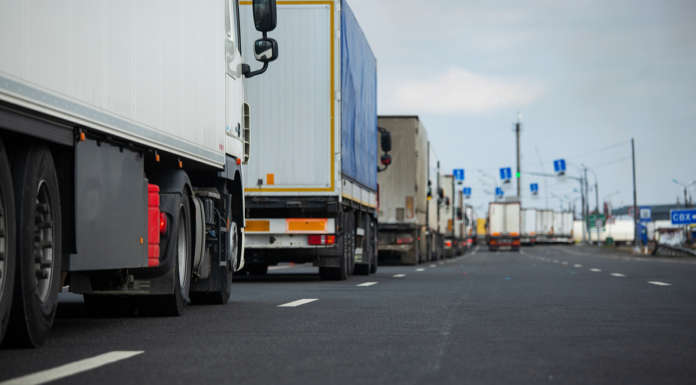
[652,244,696,258]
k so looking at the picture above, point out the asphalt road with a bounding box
[1,245,696,384]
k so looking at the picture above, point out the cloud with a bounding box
[386,68,544,115]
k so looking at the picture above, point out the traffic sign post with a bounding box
[670,209,696,225]
[495,187,504,200]
[453,169,465,181]
[639,206,651,223]
[463,187,471,199]
[530,183,539,200]
[554,159,567,183]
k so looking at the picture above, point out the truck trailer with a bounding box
[441,175,462,258]
[241,0,384,279]
[487,202,521,251]
[0,0,279,347]
[521,208,537,245]
[535,209,554,244]
[552,212,574,244]
[376,116,428,265]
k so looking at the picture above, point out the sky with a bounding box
[349,0,696,216]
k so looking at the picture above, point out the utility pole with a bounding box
[437,161,441,235]
[452,176,456,240]
[516,114,521,198]
[584,168,589,244]
[632,138,639,253]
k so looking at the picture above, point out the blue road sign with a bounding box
[639,206,651,223]
[670,209,696,225]
[495,187,504,197]
[463,187,471,197]
[553,159,566,173]
[530,183,539,193]
[453,169,465,181]
[499,167,512,180]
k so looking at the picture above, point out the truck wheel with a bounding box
[139,193,191,316]
[84,295,136,317]
[319,212,352,281]
[5,144,61,347]
[346,212,355,277]
[0,139,16,345]
[354,216,371,275]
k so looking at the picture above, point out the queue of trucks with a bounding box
[486,204,575,250]
[0,0,475,348]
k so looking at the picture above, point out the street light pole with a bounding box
[632,138,640,253]
[516,115,521,198]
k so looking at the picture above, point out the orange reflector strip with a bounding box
[510,232,519,236]
[492,232,501,236]
[156,154,160,162]
[490,240,497,245]
[236,158,241,165]
[267,174,274,185]
[246,220,270,232]
[287,218,327,233]
[80,132,86,141]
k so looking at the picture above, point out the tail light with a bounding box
[396,236,413,244]
[513,240,521,246]
[147,184,161,267]
[467,239,472,244]
[446,241,452,247]
[160,212,167,234]
[308,235,335,245]
[490,240,497,245]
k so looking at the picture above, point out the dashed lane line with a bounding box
[574,264,582,268]
[277,299,318,307]
[648,281,672,286]
[0,351,144,385]
[430,264,437,268]
[356,282,378,287]
[393,274,406,278]
[590,268,602,272]
[416,268,425,272]
[611,273,626,277]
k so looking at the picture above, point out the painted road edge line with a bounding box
[648,281,672,286]
[0,351,144,385]
[278,299,319,307]
[356,282,378,287]
[611,273,626,277]
[393,274,406,278]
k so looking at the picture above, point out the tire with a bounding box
[354,216,371,276]
[319,211,352,281]
[199,214,236,305]
[138,192,191,316]
[0,139,16,345]
[369,219,378,274]
[5,143,61,348]
[83,295,136,318]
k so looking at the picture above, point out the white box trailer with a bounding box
[521,208,537,245]
[0,0,279,346]
[552,212,574,244]
[464,205,476,248]
[440,175,463,258]
[488,202,521,251]
[536,209,554,244]
[375,116,430,265]
[241,0,384,279]
[426,142,444,259]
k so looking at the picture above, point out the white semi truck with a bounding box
[0,0,278,347]
[521,208,537,245]
[441,175,463,258]
[241,0,386,279]
[536,209,554,244]
[487,202,521,251]
[553,212,574,244]
[376,116,428,265]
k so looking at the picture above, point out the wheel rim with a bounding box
[177,208,187,288]
[0,184,6,299]
[34,180,54,303]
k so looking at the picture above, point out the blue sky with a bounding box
[349,0,696,215]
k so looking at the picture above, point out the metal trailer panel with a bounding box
[521,209,537,237]
[242,1,335,194]
[554,212,564,235]
[376,116,427,227]
[426,142,439,232]
[0,0,226,167]
[536,209,554,237]
[489,203,506,235]
[504,203,521,235]
[557,212,574,237]
[440,175,459,237]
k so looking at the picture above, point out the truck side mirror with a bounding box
[380,127,391,152]
[253,0,277,32]
[254,38,278,62]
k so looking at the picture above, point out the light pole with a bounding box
[583,165,600,245]
[672,179,696,208]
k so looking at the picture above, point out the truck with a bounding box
[241,0,386,279]
[465,205,476,248]
[552,212,574,244]
[426,143,444,260]
[441,175,462,257]
[536,209,554,244]
[0,0,279,347]
[477,218,487,245]
[521,208,537,245]
[375,116,428,265]
[487,202,521,251]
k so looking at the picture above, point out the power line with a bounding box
[566,141,629,160]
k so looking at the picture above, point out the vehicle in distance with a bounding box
[488,202,521,251]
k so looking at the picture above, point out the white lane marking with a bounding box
[611,273,626,277]
[393,274,406,278]
[590,268,601,272]
[416,268,425,272]
[553,260,559,263]
[574,264,582,268]
[562,262,568,265]
[356,282,377,287]
[648,281,672,286]
[277,299,318,307]
[430,264,437,268]
[0,351,144,385]
[268,265,292,271]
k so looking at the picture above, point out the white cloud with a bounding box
[387,68,544,115]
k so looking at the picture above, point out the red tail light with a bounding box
[396,236,413,244]
[308,235,335,245]
[446,241,452,247]
[467,239,472,244]
[147,184,161,267]
[160,212,167,234]
[513,240,521,246]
